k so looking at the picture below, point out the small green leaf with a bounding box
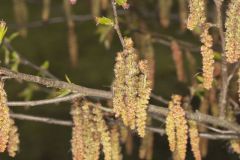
[3,46,10,65]
[96,17,114,26]
[7,32,19,42]
[0,21,7,44]
[65,74,72,84]
[116,0,127,6]
[56,89,71,97]
[196,75,203,83]
[40,61,50,70]
[11,51,20,72]
[214,51,221,61]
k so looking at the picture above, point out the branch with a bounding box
[2,67,240,133]
[214,0,228,118]
[111,0,125,48]
[10,112,240,140]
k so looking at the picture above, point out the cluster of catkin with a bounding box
[112,38,152,137]
[0,81,20,157]
[71,100,122,160]
[166,95,201,160]
[187,0,214,89]
[225,0,240,63]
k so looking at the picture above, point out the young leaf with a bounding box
[0,21,7,44]
[40,61,50,70]
[96,17,114,26]
[116,0,129,9]
[56,89,71,97]
[7,32,19,42]
[65,74,72,84]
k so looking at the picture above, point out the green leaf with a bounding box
[7,32,19,42]
[116,0,127,6]
[96,17,114,26]
[3,46,10,65]
[196,75,203,83]
[65,74,72,84]
[11,51,20,72]
[40,61,50,70]
[0,21,7,44]
[214,51,221,61]
[56,89,71,97]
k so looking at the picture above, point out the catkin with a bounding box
[93,104,112,160]
[187,0,206,30]
[225,0,240,63]
[7,119,20,157]
[170,41,186,82]
[200,25,214,89]
[0,81,11,152]
[230,140,240,154]
[113,38,151,137]
[189,120,201,160]
[110,125,122,160]
[158,0,173,28]
[71,100,84,160]
[165,95,188,160]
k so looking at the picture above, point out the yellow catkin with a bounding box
[71,100,84,160]
[63,0,79,67]
[110,125,122,160]
[166,95,188,160]
[136,60,152,137]
[139,118,154,160]
[189,121,201,160]
[200,25,214,89]
[82,102,100,160]
[230,140,240,154]
[13,0,28,37]
[238,68,240,102]
[7,119,20,157]
[93,104,112,160]
[170,41,186,82]
[178,0,188,30]
[113,38,151,137]
[187,0,206,30]
[124,39,140,129]
[165,109,176,152]
[42,0,51,22]
[158,0,173,28]
[113,52,128,125]
[225,0,240,63]
[0,81,11,152]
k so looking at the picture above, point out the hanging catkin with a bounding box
[178,0,188,30]
[42,0,51,22]
[187,0,206,30]
[165,95,188,160]
[63,0,79,67]
[7,119,20,157]
[0,81,11,152]
[93,104,112,160]
[110,125,122,160]
[170,41,186,82]
[13,0,28,37]
[113,38,151,137]
[158,0,173,28]
[200,25,214,89]
[71,100,84,160]
[189,120,201,160]
[225,0,240,63]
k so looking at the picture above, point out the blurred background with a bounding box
[0,0,238,159]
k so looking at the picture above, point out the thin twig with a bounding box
[2,67,240,133]
[10,112,240,140]
[214,0,228,119]
[111,0,125,48]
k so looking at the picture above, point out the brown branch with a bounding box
[2,67,240,133]
[10,113,72,126]
[214,0,228,118]
[111,0,125,48]
[10,112,240,140]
